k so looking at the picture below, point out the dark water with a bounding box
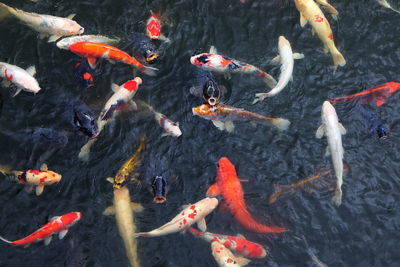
[0,0,400,266]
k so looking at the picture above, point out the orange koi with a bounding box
[207,157,286,234]
[329,82,400,107]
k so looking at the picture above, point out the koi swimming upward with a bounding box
[190,46,277,89]
[207,157,286,233]
[146,10,170,42]
[0,212,81,246]
[253,36,304,103]
[329,82,400,107]
[192,103,290,133]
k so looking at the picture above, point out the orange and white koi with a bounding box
[0,163,62,195]
[190,46,277,89]
[68,42,157,76]
[207,157,286,233]
[146,10,170,42]
[188,227,267,259]
[0,3,84,42]
[211,241,250,267]
[0,212,81,246]
[0,62,40,96]
[192,103,290,132]
[133,197,219,238]
[78,78,142,161]
[294,0,345,70]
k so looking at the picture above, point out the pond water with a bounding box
[0,0,399,266]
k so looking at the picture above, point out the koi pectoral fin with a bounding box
[234,256,251,266]
[35,184,45,196]
[44,236,52,246]
[206,183,221,197]
[316,125,325,138]
[87,57,98,69]
[131,202,144,212]
[59,229,68,239]
[103,205,116,216]
[197,218,207,232]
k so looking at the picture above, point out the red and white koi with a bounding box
[0,212,82,246]
[0,62,40,96]
[0,163,62,195]
[211,241,250,267]
[68,42,157,76]
[190,46,277,89]
[56,35,120,50]
[133,197,219,238]
[135,100,182,137]
[188,227,267,259]
[146,10,170,42]
[78,78,142,161]
[0,3,84,42]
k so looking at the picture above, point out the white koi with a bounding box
[211,241,250,267]
[0,62,40,96]
[316,101,346,206]
[56,35,120,50]
[133,197,218,238]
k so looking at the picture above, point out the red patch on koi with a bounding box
[188,213,196,219]
[29,170,41,175]
[39,176,48,183]
[123,80,138,92]
[212,237,218,242]
[223,241,232,248]
[4,69,13,81]
[220,58,232,68]
[328,33,333,40]
[190,205,196,210]
[181,212,185,216]
[314,14,324,22]
[83,72,93,81]
[226,258,233,263]
[147,20,161,37]
[183,219,187,225]
[257,72,266,77]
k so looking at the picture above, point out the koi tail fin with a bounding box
[261,73,277,89]
[0,235,12,244]
[316,0,339,20]
[132,232,150,238]
[78,139,96,162]
[331,48,346,71]
[0,3,16,20]
[0,165,12,175]
[140,66,158,77]
[271,118,290,131]
[268,184,292,204]
[331,188,343,206]
[252,93,269,104]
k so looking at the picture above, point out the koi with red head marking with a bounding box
[68,42,158,76]
[207,157,286,234]
[211,241,250,267]
[329,82,400,107]
[0,212,82,246]
[146,10,170,42]
[0,62,40,96]
[188,227,267,259]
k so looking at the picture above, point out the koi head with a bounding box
[113,174,127,189]
[190,53,211,67]
[65,20,85,36]
[376,124,388,140]
[121,77,142,92]
[41,171,62,185]
[322,101,337,119]
[73,108,98,138]
[200,197,219,214]
[60,212,82,227]
[278,36,290,48]
[217,157,237,183]
[144,49,159,64]
[203,80,220,105]
[192,104,218,119]
[152,175,167,203]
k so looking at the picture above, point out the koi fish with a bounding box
[192,103,290,133]
[146,10,170,42]
[145,155,172,203]
[316,101,346,206]
[127,32,159,64]
[56,35,120,50]
[0,62,40,96]
[78,78,142,161]
[135,100,182,137]
[190,46,277,89]
[294,0,345,70]
[207,157,286,233]
[73,104,98,137]
[0,163,62,195]
[188,227,267,259]
[133,197,219,237]
[104,137,145,267]
[74,60,95,89]
[68,42,157,76]
[253,36,304,103]
[190,68,227,105]
[0,212,82,246]
[0,3,84,42]
[377,0,400,14]
[355,104,388,139]
[329,82,400,107]
[211,241,251,267]
[268,165,350,204]
[111,133,146,189]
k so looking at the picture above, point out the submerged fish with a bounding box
[0,3,84,42]
[190,46,277,89]
[68,42,157,76]
[316,101,346,206]
[145,155,172,203]
[0,163,62,195]
[133,197,219,237]
[211,241,250,267]
[207,157,286,233]
[188,227,267,259]
[329,82,400,107]
[376,0,400,14]
[192,103,290,132]
[268,165,350,204]
[74,60,95,89]
[355,104,388,139]
[57,35,120,50]
[190,68,227,105]
[103,136,145,267]
[0,62,40,96]
[0,212,81,246]
[294,0,345,70]
[127,32,159,64]
[146,10,170,42]
[253,36,304,103]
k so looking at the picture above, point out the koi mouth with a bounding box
[146,53,159,63]
[208,98,216,105]
[153,196,167,203]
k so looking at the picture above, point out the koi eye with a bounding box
[79,27,84,32]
